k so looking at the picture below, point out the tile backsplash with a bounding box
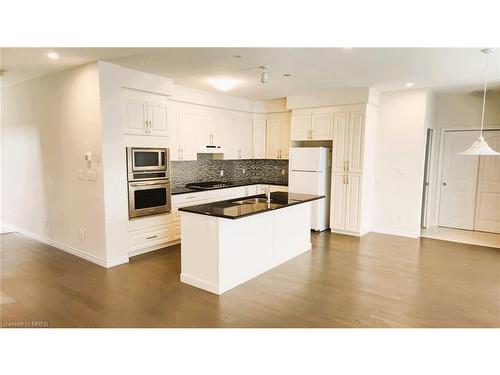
[170,159,288,188]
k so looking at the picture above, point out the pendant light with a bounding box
[460,49,500,155]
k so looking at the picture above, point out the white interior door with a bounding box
[474,131,500,233]
[438,131,479,230]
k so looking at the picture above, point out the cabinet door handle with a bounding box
[146,235,157,240]
[347,160,349,171]
[346,175,349,184]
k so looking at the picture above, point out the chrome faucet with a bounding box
[261,185,271,203]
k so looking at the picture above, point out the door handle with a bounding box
[442,182,447,186]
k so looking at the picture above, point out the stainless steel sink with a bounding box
[233,197,270,204]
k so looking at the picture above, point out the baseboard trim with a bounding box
[9,225,109,268]
[371,227,420,239]
[330,228,363,237]
[180,273,220,295]
[105,256,130,268]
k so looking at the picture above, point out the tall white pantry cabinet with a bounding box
[291,104,378,236]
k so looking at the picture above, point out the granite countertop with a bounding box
[178,192,324,220]
[171,181,288,195]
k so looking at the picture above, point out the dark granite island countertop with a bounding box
[178,191,324,220]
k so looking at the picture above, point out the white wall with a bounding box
[286,87,380,109]
[372,89,430,238]
[1,63,108,264]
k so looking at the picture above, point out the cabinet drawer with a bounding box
[129,224,170,252]
[172,191,208,205]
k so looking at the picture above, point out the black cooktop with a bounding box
[185,181,234,190]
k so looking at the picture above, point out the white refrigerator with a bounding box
[289,147,331,232]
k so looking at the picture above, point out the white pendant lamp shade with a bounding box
[460,48,500,156]
[460,135,500,155]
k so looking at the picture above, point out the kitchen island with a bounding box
[179,192,324,294]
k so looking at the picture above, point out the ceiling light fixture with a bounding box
[210,78,237,91]
[47,52,59,60]
[460,48,500,156]
[405,82,414,87]
[260,66,270,84]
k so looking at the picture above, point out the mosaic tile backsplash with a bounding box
[170,159,289,188]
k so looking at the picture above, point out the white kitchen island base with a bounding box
[180,202,312,295]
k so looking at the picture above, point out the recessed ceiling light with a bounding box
[283,74,292,77]
[47,52,59,60]
[210,78,237,91]
[232,55,242,59]
[405,82,414,87]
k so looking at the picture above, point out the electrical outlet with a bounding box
[220,170,224,177]
[87,170,97,182]
[79,229,86,241]
[77,170,85,180]
[281,169,286,175]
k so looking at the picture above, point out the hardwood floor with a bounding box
[1,231,499,327]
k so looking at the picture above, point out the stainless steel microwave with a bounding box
[128,178,171,219]
[127,147,169,181]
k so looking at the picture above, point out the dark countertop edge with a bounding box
[178,194,325,220]
[171,181,288,195]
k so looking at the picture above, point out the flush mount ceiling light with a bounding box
[47,52,59,60]
[210,78,237,91]
[460,48,500,156]
[405,82,414,87]
[260,65,270,84]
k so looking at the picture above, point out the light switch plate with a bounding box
[87,170,97,182]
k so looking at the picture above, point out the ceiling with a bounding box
[2,47,500,101]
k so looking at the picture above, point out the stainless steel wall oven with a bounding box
[127,147,171,219]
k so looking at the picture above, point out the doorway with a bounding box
[421,128,433,228]
[436,129,500,234]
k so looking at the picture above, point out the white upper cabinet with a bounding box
[148,100,168,136]
[291,112,333,141]
[178,112,202,160]
[280,119,291,159]
[266,119,281,159]
[225,116,253,159]
[332,111,364,173]
[266,118,290,159]
[237,117,253,159]
[291,115,311,140]
[332,112,349,172]
[311,114,333,140]
[252,119,266,159]
[167,110,180,160]
[123,92,168,136]
[124,98,148,135]
[347,111,364,173]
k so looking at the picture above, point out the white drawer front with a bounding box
[129,225,170,252]
[172,191,208,205]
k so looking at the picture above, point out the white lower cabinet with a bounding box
[330,172,362,234]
